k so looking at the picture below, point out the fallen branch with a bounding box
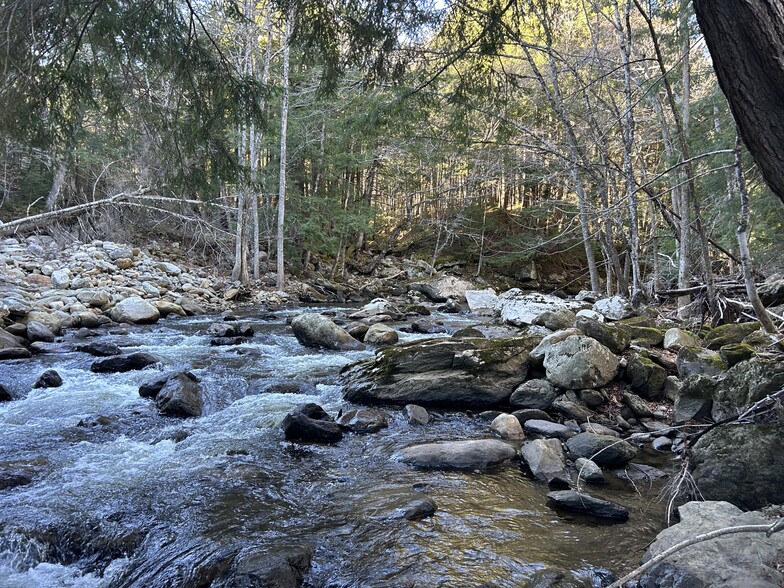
[608,519,784,587]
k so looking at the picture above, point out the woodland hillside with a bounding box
[1,0,783,321]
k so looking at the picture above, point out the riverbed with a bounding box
[0,308,672,587]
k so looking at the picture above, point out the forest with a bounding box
[2,0,783,320]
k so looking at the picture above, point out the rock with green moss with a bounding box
[624,353,667,400]
[702,322,761,350]
[452,326,485,339]
[625,325,664,347]
[674,374,716,423]
[340,335,541,408]
[575,317,630,354]
[711,356,784,421]
[742,329,777,347]
[692,424,784,510]
[718,343,755,367]
[676,346,727,379]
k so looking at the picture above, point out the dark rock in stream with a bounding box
[399,496,438,520]
[212,544,313,588]
[281,403,343,443]
[76,341,122,356]
[336,408,388,434]
[210,336,248,346]
[91,352,159,373]
[0,470,33,489]
[546,490,629,522]
[398,439,517,470]
[0,347,31,360]
[0,384,12,401]
[33,369,63,389]
[155,372,204,417]
[564,432,638,467]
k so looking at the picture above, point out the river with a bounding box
[0,307,671,587]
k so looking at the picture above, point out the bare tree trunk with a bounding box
[45,158,68,212]
[734,132,777,333]
[276,9,292,290]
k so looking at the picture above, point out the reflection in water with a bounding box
[0,309,671,587]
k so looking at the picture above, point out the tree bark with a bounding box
[693,0,784,205]
[276,10,292,290]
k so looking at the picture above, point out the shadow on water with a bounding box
[0,308,673,587]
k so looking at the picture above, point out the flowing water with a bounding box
[0,308,672,587]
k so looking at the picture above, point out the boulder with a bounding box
[575,308,604,322]
[543,335,619,389]
[676,346,727,379]
[624,353,667,400]
[592,296,634,320]
[529,328,582,366]
[281,403,343,443]
[575,317,631,354]
[33,369,63,389]
[207,322,238,337]
[0,347,31,360]
[546,490,628,521]
[336,408,389,434]
[625,325,664,347]
[399,496,438,521]
[533,308,576,331]
[490,413,525,441]
[90,352,159,373]
[663,328,701,351]
[76,289,111,308]
[363,323,399,346]
[398,439,517,470]
[565,432,638,466]
[622,391,653,419]
[612,463,668,485]
[703,321,761,350]
[520,438,571,487]
[711,356,784,421]
[349,298,403,320]
[109,296,160,324]
[290,313,365,351]
[341,335,540,408]
[212,545,313,588]
[464,288,498,314]
[496,290,582,327]
[575,458,605,484]
[76,341,122,357]
[523,419,575,440]
[404,404,430,425]
[551,396,595,423]
[509,379,558,410]
[719,343,755,367]
[409,275,474,302]
[26,320,55,343]
[640,501,784,588]
[154,372,204,417]
[673,375,716,423]
[50,269,71,289]
[691,424,784,510]
[0,384,11,402]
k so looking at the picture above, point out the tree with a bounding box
[692,0,784,205]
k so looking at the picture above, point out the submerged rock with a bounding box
[398,439,517,470]
[341,335,541,408]
[547,490,628,521]
[90,352,159,373]
[399,496,438,520]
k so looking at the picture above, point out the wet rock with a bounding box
[90,352,159,373]
[0,384,11,401]
[341,335,540,408]
[497,291,582,327]
[409,275,474,302]
[703,321,761,350]
[207,322,238,337]
[33,369,63,389]
[565,432,638,467]
[399,496,438,520]
[210,336,247,346]
[592,296,634,321]
[337,408,389,434]
[521,439,571,488]
[547,490,628,522]
[290,313,365,351]
[154,372,204,417]
[0,347,31,360]
[212,544,313,588]
[490,413,525,441]
[405,403,430,425]
[663,328,700,351]
[26,320,55,343]
[543,335,619,389]
[0,471,33,489]
[363,323,399,346]
[691,423,784,510]
[258,381,317,395]
[109,296,160,324]
[398,439,517,470]
[612,463,667,485]
[281,403,343,444]
[640,501,784,588]
[575,316,631,355]
[509,379,558,411]
[625,353,667,400]
[676,346,727,379]
[575,458,605,484]
[523,419,575,440]
[76,341,122,356]
[438,297,462,313]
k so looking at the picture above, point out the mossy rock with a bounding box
[719,343,755,367]
[403,304,431,316]
[674,374,717,423]
[618,316,656,328]
[575,317,630,354]
[676,346,727,380]
[452,326,485,339]
[743,329,777,347]
[703,322,761,350]
[711,356,784,421]
[625,325,664,347]
[625,353,667,400]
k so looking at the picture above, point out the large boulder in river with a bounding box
[290,313,365,351]
[91,352,159,373]
[109,296,160,324]
[565,432,638,466]
[398,439,517,470]
[409,275,474,302]
[154,372,204,417]
[281,403,343,443]
[363,323,399,346]
[710,356,784,421]
[543,335,619,390]
[496,290,583,327]
[691,423,784,510]
[341,334,541,408]
[640,501,784,588]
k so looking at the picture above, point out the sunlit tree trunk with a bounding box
[276,9,292,289]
